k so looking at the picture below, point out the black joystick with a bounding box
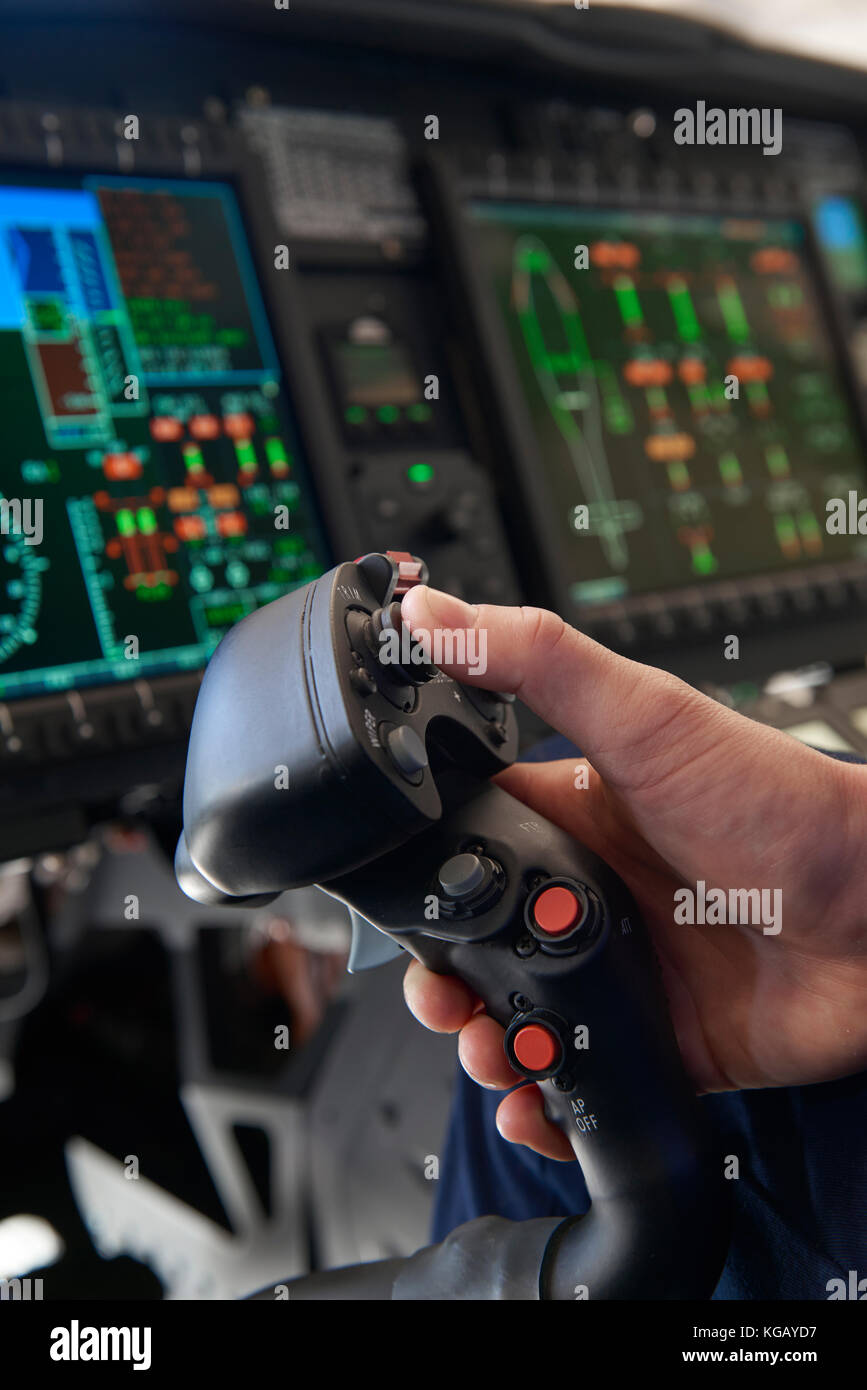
[436,850,504,917]
[175,550,731,1300]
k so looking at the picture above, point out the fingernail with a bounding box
[494,1115,513,1141]
[403,585,478,629]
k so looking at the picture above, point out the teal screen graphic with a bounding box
[0,175,326,700]
[466,201,867,609]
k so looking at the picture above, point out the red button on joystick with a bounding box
[533,885,584,936]
[512,1023,560,1073]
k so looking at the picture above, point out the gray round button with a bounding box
[384,724,428,778]
[437,853,485,899]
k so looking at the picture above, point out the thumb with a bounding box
[401,585,749,797]
[399,586,856,895]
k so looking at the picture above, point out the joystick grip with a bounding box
[320,782,731,1298]
[176,553,730,1297]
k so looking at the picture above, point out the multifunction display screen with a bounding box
[466,201,867,610]
[0,175,326,700]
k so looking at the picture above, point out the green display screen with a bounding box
[466,201,867,609]
[0,174,326,701]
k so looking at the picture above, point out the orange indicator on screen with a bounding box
[223,413,255,439]
[103,452,142,481]
[168,487,200,512]
[189,415,221,440]
[645,433,696,463]
[217,511,248,538]
[727,355,773,383]
[751,247,799,275]
[590,241,640,269]
[678,358,706,385]
[207,484,241,509]
[174,515,207,542]
[624,359,672,388]
[150,417,184,442]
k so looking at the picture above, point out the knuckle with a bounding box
[518,605,569,654]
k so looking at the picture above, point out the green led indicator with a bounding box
[613,275,644,328]
[717,278,750,343]
[377,405,400,425]
[766,444,790,478]
[775,514,798,545]
[692,545,717,576]
[275,535,304,555]
[407,462,435,486]
[798,512,821,539]
[22,459,61,484]
[767,283,803,310]
[598,362,633,435]
[205,603,246,627]
[137,507,158,535]
[265,437,289,467]
[234,438,257,471]
[116,509,136,537]
[518,247,551,274]
[407,403,432,423]
[606,410,632,435]
[226,560,250,590]
[189,565,214,593]
[719,452,742,485]
[345,405,367,426]
[183,443,205,472]
[667,277,700,342]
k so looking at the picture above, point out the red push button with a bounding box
[533,885,584,936]
[512,1023,559,1072]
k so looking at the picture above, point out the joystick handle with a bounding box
[176,553,731,1297]
[323,782,730,1291]
[248,783,730,1300]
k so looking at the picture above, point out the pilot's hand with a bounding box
[400,586,867,1161]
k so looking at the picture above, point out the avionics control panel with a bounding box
[1,6,867,845]
[0,98,522,846]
